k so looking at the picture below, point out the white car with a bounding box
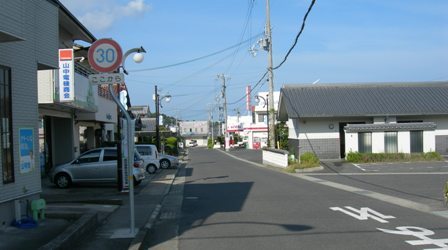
[136,144,179,170]
[135,144,160,174]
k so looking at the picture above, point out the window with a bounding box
[77,149,101,164]
[358,132,372,153]
[103,149,117,161]
[257,114,265,123]
[136,146,152,156]
[1,66,14,183]
[410,130,423,153]
[384,131,398,153]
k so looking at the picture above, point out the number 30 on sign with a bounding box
[88,38,123,73]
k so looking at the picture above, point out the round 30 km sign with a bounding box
[88,38,123,73]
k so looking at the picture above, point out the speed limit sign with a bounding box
[88,38,123,73]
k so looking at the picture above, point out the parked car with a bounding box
[135,144,160,174]
[49,147,145,188]
[136,144,179,170]
[159,153,179,169]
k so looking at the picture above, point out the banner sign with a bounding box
[19,128,34,173]
[58,49,75,102]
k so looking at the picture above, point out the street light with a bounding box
[107,46,145,237]
[154,85,171,152]
[255,94,269,147]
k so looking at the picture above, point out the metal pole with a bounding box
[108,84,135,236]
[218,74,229,150]
[155,85,160,152]
[266,0,276,148]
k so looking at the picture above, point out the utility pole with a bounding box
[217,74,229,150]
[266,0,276,148]
[155,85,160,152]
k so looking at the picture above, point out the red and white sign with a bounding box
[58,49,74,102]
[88,38,123,73]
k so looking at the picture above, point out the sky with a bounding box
[60,0,448,121]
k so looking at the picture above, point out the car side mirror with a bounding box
[73,159,80,164]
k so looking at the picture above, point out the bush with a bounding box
[299,152,320,168]
[346,152,443,163]
[347,152,362,163]
[207,138,213,149]
[164,144,178,156]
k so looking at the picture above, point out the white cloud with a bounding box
[60,0,151,32]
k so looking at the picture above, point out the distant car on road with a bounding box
[50,147,145,188]
[188,140,198,147]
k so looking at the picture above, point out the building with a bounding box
[0,0,81,225]
[225,91,280,149]
[179,121,209,146]
[278,82,448,160]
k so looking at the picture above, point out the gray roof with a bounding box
[278,82,448,120]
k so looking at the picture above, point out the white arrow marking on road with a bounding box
[330,206,395,223]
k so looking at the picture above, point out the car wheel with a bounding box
[160,159,171,169]
[134,178,142,186]
[146,164,157,174]
[55,173,71,188]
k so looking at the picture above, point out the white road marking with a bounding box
[353,163,366,172]
[378,226,448,249]
[330,206,395,223]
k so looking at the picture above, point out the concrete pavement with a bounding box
[0,164,181,250]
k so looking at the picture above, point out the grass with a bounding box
[284,152,320,173]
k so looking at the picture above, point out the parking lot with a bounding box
[307,160,448,211]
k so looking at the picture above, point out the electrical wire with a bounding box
[228,70,268,105]
[226,0,316,107]
[224,0,256,73]
[273,0,316,70]
[129,32,264,73]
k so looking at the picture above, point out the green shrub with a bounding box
[300,152,320,168]
[207,138,213,149]
[347,152,362,163]
[424,151,443,161]
[347,151,443,163]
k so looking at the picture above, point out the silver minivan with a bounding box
[49,147,145,188]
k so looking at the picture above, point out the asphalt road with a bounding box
[146,148,448,250]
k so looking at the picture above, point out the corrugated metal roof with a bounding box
[278,82,448,120]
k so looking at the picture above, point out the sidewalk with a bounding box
[0,166,180,250]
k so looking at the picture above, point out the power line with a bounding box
[226,0,317,106]
[273,0,316,70]
[228,70,268,105]
[130,32,264,73]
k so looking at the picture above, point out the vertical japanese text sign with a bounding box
[58,49,75,102]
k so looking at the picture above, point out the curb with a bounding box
[128,166,181,250]
[39,212,98,250]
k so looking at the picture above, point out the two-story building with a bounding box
[0,0,93,226]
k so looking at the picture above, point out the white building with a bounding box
[226,91,280,149]
[179,120,209,147]
[278,82,448,159]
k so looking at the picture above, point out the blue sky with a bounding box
[60,0,448,120]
